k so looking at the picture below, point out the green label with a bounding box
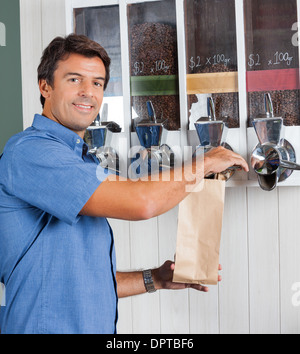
[130,75,179,97]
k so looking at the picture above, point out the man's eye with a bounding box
[70,78,79,83]
[94,82,103,87]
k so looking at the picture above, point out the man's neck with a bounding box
[41,110,86,139]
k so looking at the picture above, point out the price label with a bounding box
[248,54,261,68]
[189,56,201,70]
[133,61,144,75]
[248,52,293,69]
[189,53,231,72]
[270,51,293,66]
[133,59,171,75]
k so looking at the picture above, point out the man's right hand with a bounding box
[203,146,249,176]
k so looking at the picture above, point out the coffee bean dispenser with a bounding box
[84,104,121,174]
[194,97,236,181]
[75,5,127,176]
[131,101,175,176]
[128,0,180,132]
[185,0,240,131]
[71,0,300,189]
[244,0,300,127]
[251,94,300,191]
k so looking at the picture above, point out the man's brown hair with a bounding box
[38,34,111,107]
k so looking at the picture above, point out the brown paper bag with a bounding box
[173,178,226,285]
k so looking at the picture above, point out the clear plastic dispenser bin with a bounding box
[244,0,300,127]
[184,0,239,130]
[74,5,123,174]
[251,94,300,191]
[74,5,124,129]
[128,0,180,132]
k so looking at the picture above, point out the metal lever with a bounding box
[251,145,300,176]
[251,93,299,190]
[146,101,157,123]
[264,93,274,118]
[100,103,108,123]
[207,97,216,121]
[92,102,108,127]
[94,114,101,127]
[279,160,300,171]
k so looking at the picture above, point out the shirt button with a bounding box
[76,139,80,144]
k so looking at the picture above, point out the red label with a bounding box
[246,69,300,92]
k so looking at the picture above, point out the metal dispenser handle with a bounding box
[146,101,157,123]
[84,104,120,173]
[101,103,108,123]
[252,145,300,176]
[133,101,175,175]
[207,97,216,121]
[194,97,236,180]
[251,93,299,191]
[94,113,101,127]
[264,93,274,118]
[280,160,300,170]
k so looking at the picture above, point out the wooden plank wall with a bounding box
[20,0,300,334]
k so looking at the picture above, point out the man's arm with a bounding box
[80,146,249,221]
[116,261,223,298]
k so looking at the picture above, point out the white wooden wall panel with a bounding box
[108,218,133,334]
[247,188,280,334]
[19,0,43,129]
[219,187,249,334]
[158,207,190,334]
[19,0,300,335]
[41,0,67,49]
[20,0,67,129]
[278,187,300,334]
[189,284,219,333]
[130,218,161,334]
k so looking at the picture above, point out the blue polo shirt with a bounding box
[0,114,118,334]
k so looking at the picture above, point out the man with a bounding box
[0,34,248,334]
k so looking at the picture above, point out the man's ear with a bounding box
[39,79,52,101]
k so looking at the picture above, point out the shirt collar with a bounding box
[32,114,89,156]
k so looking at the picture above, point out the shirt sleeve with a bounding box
[9,136,111,225]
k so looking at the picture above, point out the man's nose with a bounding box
[79,82,93,97]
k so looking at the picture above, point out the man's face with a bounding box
[40,53,106,138]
